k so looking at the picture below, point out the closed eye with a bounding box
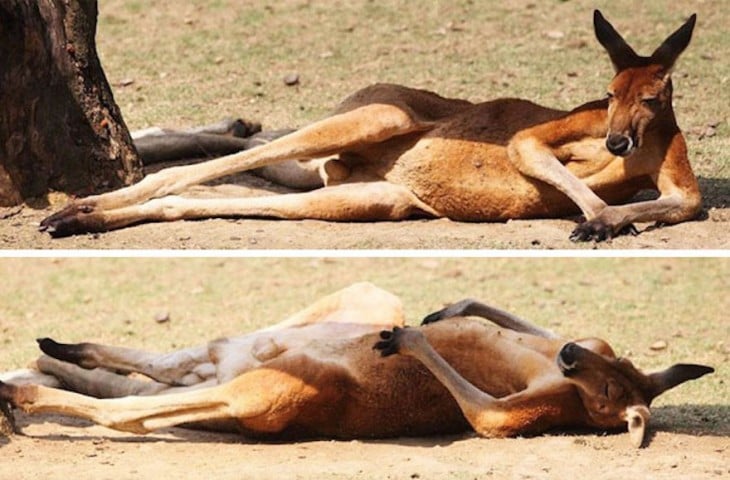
[641,97,659,107]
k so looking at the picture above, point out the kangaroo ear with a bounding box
[650,14,697,72]
[625,404,650,448]
[649,363,714,399]
[593,10,640,71]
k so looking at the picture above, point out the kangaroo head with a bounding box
[557,341,713,447]
[593,10,696,157]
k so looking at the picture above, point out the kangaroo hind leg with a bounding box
[40,103,430,236]
[37,338,214,387]
[35,355,177,397]
[0,366,317,436]
[51,181,441,235]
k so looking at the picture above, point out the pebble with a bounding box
[283,73,300,86]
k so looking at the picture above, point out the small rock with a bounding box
[283,73,300,86]
[154,311,170,324]
[118,78,135,87]
[544,30,565,39]
[567,39,588,49]
[650,340,668,351]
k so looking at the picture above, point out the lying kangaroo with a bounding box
[0,283,712,447]
[39,11,700,241]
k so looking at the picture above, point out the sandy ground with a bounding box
[1,176,728,250]
[1,411,727,480]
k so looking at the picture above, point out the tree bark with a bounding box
[0,0,142,207]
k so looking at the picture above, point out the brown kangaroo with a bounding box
[39,11,700,241]
[0,283,712,447]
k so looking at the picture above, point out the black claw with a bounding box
[570,221,610,242]
[571,218,642,243]
[619,223,639,236]
[373,327,402,357]
[373,341,397,357]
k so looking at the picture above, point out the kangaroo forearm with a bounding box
[612,193,700,225]
[405,336,497,421]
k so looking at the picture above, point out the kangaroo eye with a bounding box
[641,97,659,107]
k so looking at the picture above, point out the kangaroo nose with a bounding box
[606,134,633,156]
[558,342,579,374]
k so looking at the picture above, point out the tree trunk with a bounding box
[0,0,142,207]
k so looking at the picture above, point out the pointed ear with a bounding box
[625,404,650,448]
[593,10,639,71]
[650,14,697,72]
[649,363,714,399]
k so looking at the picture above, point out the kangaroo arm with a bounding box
[618,131,701,225]
[378,328,579,437]
[508,135,608,218]
[571,132,701,239]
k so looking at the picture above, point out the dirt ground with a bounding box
[1,412,727,480]
[1,182,728,250]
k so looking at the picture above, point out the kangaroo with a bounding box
[0,283,712,447]
[39,11,700,242]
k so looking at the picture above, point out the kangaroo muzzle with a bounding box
[557,342,579,374]
[605,133,635,157]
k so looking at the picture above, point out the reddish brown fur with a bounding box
[0,286,714,447]
[39,11,701,241]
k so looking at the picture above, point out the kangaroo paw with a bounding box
[39,202,104,238]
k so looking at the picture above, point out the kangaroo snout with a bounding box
[557,342,579,373]
[605,133,634,156]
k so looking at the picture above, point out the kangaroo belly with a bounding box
[376,99,648,220]
[258,321,557,439]
[386,137,579,220]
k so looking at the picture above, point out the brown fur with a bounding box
[0,284,713,447]
[39,11,700,241]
